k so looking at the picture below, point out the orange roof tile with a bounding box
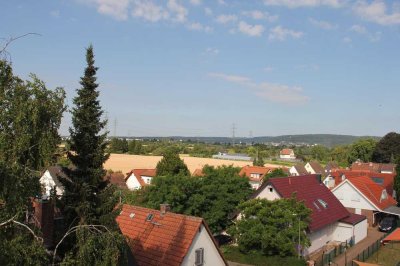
[116,204,226,266]
[239,165,276,181]
[125,169,156,187]
[346,176,397,210]
[280,148,294,155]
[382,228,400,244]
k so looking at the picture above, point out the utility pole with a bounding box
[231,123,236,146]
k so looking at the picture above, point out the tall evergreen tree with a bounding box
[66,45,110,224]
[61,46,126,265]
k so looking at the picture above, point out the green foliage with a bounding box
[0,60,66,170]
[129,165,252,233]
[253,152,265,166]
[127,140,142,155]
[263,168,288,183]
[108,138,128,154]
[228,198,311,257]
[347,138,377,164]
[372,132,400,163]
[155,149,190,176]
[221,246,306,266]
[394,159,400,205]
[61,46,125,264]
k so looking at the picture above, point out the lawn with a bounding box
[221,246,306,266]
[366,242,400,266]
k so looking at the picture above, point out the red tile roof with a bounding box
[351,162,396,174]
[280,148,294,155]
[330,170,395,195]
[239,165,274,181]
[261,175,350,232]
[126,169,156,187]
[339,213,366,225]
[345,176,397,211]
[104,172,128,189]
[116,204,226,266]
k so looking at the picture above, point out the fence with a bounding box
[314,237,355,266]
[344,235,386,266]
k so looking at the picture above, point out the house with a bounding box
[305,161,325,176]
[125,169,156,190]
[116,204,227,266]
[280,148,296,159]
[239,165,274,190]
[289,164,309,176]
[331,176,399,226]
[324,162,339,175]
[104,172,128,189]
[40,166,69,196]
[253,175,368,255]
[212,152,252,161]
[351,162,396,174]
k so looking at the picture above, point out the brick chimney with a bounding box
[33,197,54,248]
[160,203,170,215]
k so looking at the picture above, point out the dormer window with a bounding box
[381,190,388,201]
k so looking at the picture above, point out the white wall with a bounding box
[280,154,295,159]
[332,223,353,243]
[182,224,226,266]
[39,170,64,196]
[353,219,368,244]
[289,166,299,176]
[256,185,281,201]
[304,163,315,174]
[307,224,335,255]
[332,182,377,211]
[141,176,152,185]
[249,181,261,190]
[126,174,142,190]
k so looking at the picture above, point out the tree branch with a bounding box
[0,215,43,243]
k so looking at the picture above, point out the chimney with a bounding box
[33,197,54,248]
[160,203,170,215]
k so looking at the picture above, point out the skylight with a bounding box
[317,199,328,209]
[313,201,321,211]
[146,213,154,221]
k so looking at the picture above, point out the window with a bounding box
[381,190,388,200]
[269,187,273,192]
[372,177,384,185]
[317,199,328,209]
[195,248,204,266]
[313,201,321,211]
[146,213,154,221]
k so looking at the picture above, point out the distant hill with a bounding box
[118,134,381,147]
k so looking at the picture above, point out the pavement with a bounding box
[333,227,385,266]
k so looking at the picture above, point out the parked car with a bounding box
[379,216,397,232]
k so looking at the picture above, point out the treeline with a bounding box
[107,136,399,167]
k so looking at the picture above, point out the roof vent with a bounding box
[318,199,328,209]
[129,213,135,219]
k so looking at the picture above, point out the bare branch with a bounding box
[52,224,111,266]
[0,215,43,243]
[0,33,41,61]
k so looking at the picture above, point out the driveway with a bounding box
[333,227,385,266]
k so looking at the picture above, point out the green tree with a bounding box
[253,149,265,166]
[228,198,311,257]
[330,145,350,166]
[347,138,377,164]
[156,149,189,176]
[61,46,125,265]
[0,59,66,264]
[372,132,400,163]
[128,140,142,155]
[136,165,252,233]
[109,138,128,153]
[263,168,288,183]
[394,159,400,205]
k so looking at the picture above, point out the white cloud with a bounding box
[268,26,303,41]
[94,0,131,20]
[263,66,274,72]
[50,10,60,18]
[205,47,219,55]
[132,0,169,22]
[257,82,310,104]
[217,0,227,5]
[349,24,367,34]
[242,10,279,22]
[216,14,237,24]
[308,18,337,30]
[264,0,344,8]
[209,72,310,105]
[204,7,213,16]
[208,72,251,84]
[353,0,400,25]
[190,0,202,5]
[187,22,213,33]
[167,0,188,23]
[238,21,264,37]
[342,36,352,43]
[349,24,381,42]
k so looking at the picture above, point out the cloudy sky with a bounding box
[2,0,400,137]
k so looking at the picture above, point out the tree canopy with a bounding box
[228,198,311,257]
[155,149,190,176]
[263,168,288,183]
[129,165,252,233]
[347,138,377,164]
[372,132,400,163]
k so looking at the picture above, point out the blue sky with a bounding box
[2,0,400,137]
